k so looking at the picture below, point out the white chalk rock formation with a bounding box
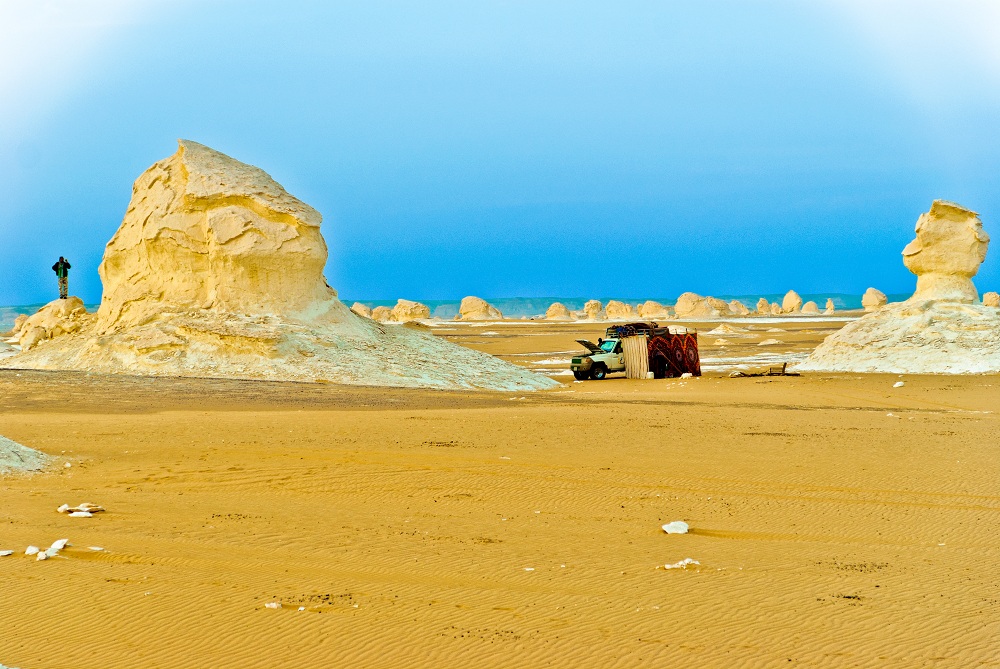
[371,306,393,322]
[637,300,670,319]
[458,296,502,321]
[350,303,372,318]
[769,302,782,315]
[391,299,431,322]
[799,201,1000,374]
[4,140,554,391]
[0,435,49,474]
[984,292,999,307]
[782,290,803,313]
[14,297,92,352]
[674,293,732,318]
[728,300,751,316]
[824,298,835,314]
[801,301,820,315]
[755,297,770,315]
[861,287,887,312]
[605,300,634,320]
[582,300,604,320]
[545,302,573,321]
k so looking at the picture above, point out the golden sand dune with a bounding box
[0,320,997,667]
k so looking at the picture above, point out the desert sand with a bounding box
[1,318,998,668]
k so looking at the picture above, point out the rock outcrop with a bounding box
[798,201,1000,374]
[458,296,502,321]
[984,292,1000,307]
[544,302,573,321]
[824,298,835,314]
[674,293,730,318]
[351,303,372,318]
[902,200,989,302]
[728,300,751,316]
[756,298,770,315]
[861,288,887,312]
[782,290,803,313]
[391,299,431,322]
[371,306,393,322]
[801,301,819,315]
[769,302,782,315]
[605,300,634,319]
[12,297,92,352]
[637,300,670,319]
[582,300,604,320]
[3,140,555,391]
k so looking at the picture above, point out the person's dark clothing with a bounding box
[53,258,71,299]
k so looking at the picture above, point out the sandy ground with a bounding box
[1,318,998,668]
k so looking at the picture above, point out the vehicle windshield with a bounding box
[600,339,617,353]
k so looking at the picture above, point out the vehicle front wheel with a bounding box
[573,371,589,380]
[590,365,607,380]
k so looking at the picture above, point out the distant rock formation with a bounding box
[458,296,502,321]
[984,291,999,307]
[824,298,835,314]
[371,306,393,322]
[637,300,669,319]
[861,287,887,312]
[729,300,751,316]
[801,301,819,315]
[391,299,431,322]
[3,140,554,391]
[582,300,604,320]
[674,293,732,318]
[545,302,573,320]
[782,290,803,313]
[799,201,999,374]
[605,300,634,319]
[769,302,782,315]
[756,297,770,315]
[351,302,372,318]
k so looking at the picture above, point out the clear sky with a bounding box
[1,0,999,305]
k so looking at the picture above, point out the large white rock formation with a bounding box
[458,296,502,321]
[3,140,554,391]
[798,201,999,374]
[984,292,1000,308]
[605,300,634,319]
[861,287,887,312]
[582,300,604,320]
[544,302,573,321]
[391,299,431,322]
[782,290,803,313]
[637,300,670,319]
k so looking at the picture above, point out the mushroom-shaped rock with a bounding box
[637,300,669,319]
[351,303,372,318]
[983,292,999,307]
[582,300,604,320]
[782,290,803,313]
[902,200,989,303]
[728,300,751,316]
[391,299,431,322]
[801,301,820,315]
[824,298,835,314]
[3,140,555,391]
[605,300,634,320]
[862,288,887,312]
[545,302,573,321]
[798,200,1000,374]
[755,297,770,315]
[458,296,502,321]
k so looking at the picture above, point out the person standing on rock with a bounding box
[52,256,71,299]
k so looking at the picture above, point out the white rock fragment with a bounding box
[893,381,905,388]
[68,511,93,518]
[36,552,49,561]
[64,462,72,468]
[24,546,39,556]
[88,547,104,552]
[660,558,700,570]
[661,521,689,534]
[264,602,281,609]
[57,504,70,513]
[50,539,69,551]
[0,550,13,557]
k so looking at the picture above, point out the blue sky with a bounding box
[1,0,999,305]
